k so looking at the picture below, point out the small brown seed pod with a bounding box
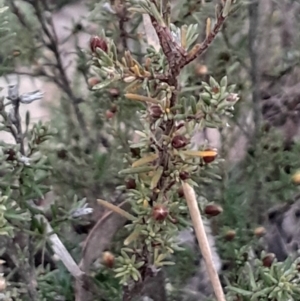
[152,205,169,221]
[171,135,188,149]
[224,230,236,241]
[204,204,223,217]
[90,36,108,53]
[262,253,275,268]
[102,251,115,268]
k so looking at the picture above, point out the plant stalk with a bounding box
[182,182,226,301]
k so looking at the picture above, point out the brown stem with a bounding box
[182,13,226,68]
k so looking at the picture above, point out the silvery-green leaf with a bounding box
[20,90,44,104]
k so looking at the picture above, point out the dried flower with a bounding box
[90,36,108,53]
[262,253,275,268]
[150,105,163,119]
[204,204,223,216]
[152,205,168,221]
[171,135,188,149]
[202,148,218,164]
[102,251,115,268]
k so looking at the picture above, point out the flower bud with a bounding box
[88,77,100,88]
[254,226,266,238]
[177,187,184,198]
[152,205,168,221]
[150,105,163,119]
[224,230,236,241]
[171,135,188,149]
[110,104,118,113]
[90,36,108,53]
[195,64,208,76]
[109,88,120,98]
[105,110,114,119]
[125,178,136,190]
[292,171,300,184]
[102,251,115,268]
[262,253,275,268]
[179,171,190,181]
[202,148,218,164]
[204,204,223,217]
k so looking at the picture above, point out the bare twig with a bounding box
[36,215,84,278]
[182,13,226,68]
[182,182,226,301]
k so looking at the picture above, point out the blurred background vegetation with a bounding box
[1,0,300,300]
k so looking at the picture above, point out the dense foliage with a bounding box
[1,0,300,300]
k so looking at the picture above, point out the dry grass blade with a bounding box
[182,182,226,301]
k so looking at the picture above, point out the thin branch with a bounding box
[182,13,226,68]
[36,215,84,279]
[182,182,226,301]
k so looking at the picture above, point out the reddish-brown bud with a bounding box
[109,88,120,98]
[125,178,136,190]
[105,110,114,119]
[4,149,16,161]
[88,77,100,88]
[177,187,184,198]
[149,105,163,119]
[179,171,190,181]
[224,230,236,241]
[102,251,115,268]
[254,226,266,238]
[110,104,118,113]
[262,253,275,268]
[171,135,188,149]
[204,204,223,217]
[202,148,218,164]
[195,64,208,76]
[152,205,168,221]
[56,149,68,159]
[90,36,108,53]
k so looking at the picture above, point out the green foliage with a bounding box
[2,0,300,300]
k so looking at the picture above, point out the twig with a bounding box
[182,12,226,68]
[36,214,84,279]
[182,182,226,301]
